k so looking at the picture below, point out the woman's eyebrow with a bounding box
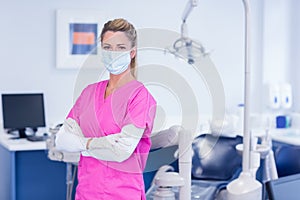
[102,43,111,46]
[101,43,126,46]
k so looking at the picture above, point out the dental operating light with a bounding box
[168,0,207,65]
[164,0,262,199]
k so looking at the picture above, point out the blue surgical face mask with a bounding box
[101,49,131,75]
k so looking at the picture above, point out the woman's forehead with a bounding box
[102,31,130,45]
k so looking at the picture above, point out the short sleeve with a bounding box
[66,93,82,124]
[66,84,94,124]
[123,87,157,130]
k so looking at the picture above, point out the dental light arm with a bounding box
[227,1,263,199]
[181,0,198,38]
[182,0,198,22]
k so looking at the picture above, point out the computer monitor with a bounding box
[1,93,46,139]
[265,173,300,200]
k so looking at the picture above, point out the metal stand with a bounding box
[66,163,77,200]
[47,126,80,200]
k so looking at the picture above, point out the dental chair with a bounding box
[261,141,300,200]
[190,134,243,200]
[272,142,300,177]
[145,129,243,200]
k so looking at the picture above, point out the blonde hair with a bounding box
[100,18,137,78]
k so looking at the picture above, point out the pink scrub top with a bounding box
[67,80,156,200]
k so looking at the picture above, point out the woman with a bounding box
[55,18,157,200]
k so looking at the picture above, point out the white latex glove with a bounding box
[88,133,131,151]
[55,118,88,152]
[64,118,84,137]
[55,129,88,152]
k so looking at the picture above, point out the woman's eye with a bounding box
[118,46,127,50]
[102,46,111,50]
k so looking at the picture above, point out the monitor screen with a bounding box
[1,93,46,138]
[266,173,300,200]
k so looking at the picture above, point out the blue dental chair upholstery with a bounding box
[272,142,300,177]
[190,134,243,200]
[192,134,243,180]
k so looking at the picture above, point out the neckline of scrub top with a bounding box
[101,79,138,102]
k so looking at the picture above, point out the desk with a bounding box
[0,133,67,200]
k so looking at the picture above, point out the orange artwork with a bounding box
[72,32,96,45]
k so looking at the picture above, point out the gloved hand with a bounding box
[55,118,88,152]
[63,118,128,152]
[83,134,133,162]
[64,118,84,137]
[56,130,88,152]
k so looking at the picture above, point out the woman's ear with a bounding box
[130,47,137,59]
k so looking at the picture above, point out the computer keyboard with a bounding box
[27,135,47,142]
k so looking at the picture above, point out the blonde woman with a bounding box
[56,18,157,200]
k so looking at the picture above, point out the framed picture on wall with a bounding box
[56,9,108,69]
